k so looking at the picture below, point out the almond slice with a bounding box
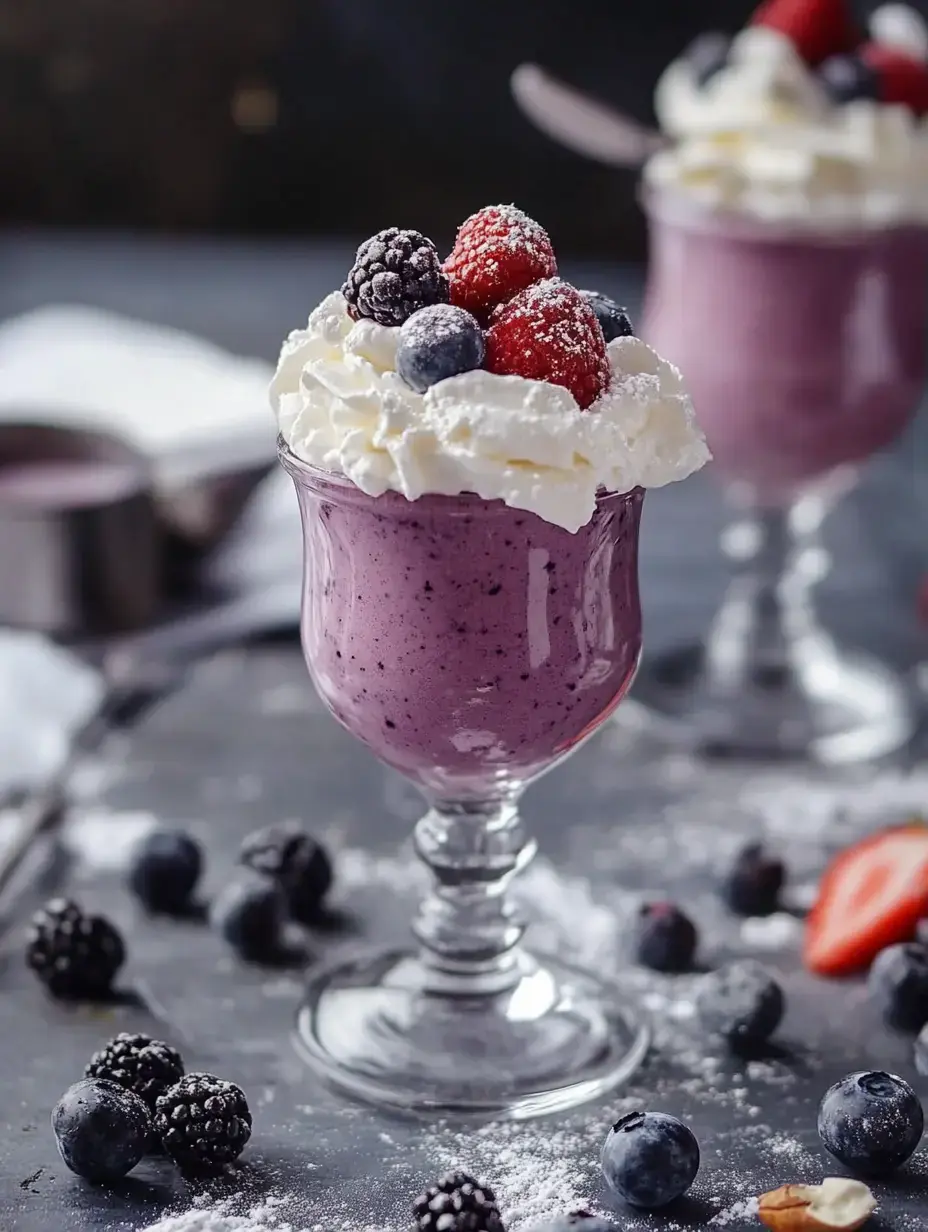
[758,1178,877,1230]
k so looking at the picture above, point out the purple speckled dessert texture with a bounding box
[643,191,928,504]
[285,459,643,799]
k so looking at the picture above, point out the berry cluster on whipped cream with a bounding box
[271,205,708,533]
[646,0,928,226]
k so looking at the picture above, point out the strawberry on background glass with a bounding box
[272,205,708,1115]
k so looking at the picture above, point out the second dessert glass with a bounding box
[281,444,648,1116]
[636,188,928,763]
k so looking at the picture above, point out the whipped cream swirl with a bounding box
[647,27,928,227]
[271,292,708,533]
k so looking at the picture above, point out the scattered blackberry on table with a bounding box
[819,53,878,104]
[413,1170,504,1232]
[240,821,332,924]
[85,1032,184,1111]
[634,902,698,973]
[685,31,732,86]
[818,1071,924,1176]
[26,898,124,1000]
[721,842,785,917]
[601,1110,700,1209]
[868,942,928,1033]
[154,1072,252,1177]
[396,304,486,393]
[210,871,287,961]
[52,1078,150,1183]
[128,828,202,915]
[695,960,785,1049]
[579,291,634,343]
[341,228,449,327]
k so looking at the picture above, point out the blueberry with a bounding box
[915,1021,928,1076]
[685,32,732,87]
[129,829,202,915]
[52,1078,150,1183]
[695,960,784,1049]
[210,871,287,961]
[916,918,928,947]
[869,943,928,1033]
[396,304,485,393]
[819,54,878,105]
[531,1217,620,1232]
[721,843,785,917]
[818,1071,924,1176]
[580,291,634,343]
[635,902,698,973]
[240,821,332,924]
[601,1110,699,1209]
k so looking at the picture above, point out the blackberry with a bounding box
[129,828,202,915]
[26,898,124,1000]
[154,1072,252,1177]
[85,1032,185,1111]
[413,1171,504,1232]
[342,228,449,327]
[240,821,332,923]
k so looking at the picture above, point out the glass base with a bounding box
[293,946,650,1118]
[628,640,916,764]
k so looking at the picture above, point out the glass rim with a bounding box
[638,180,928,246]
[277,437,643,516]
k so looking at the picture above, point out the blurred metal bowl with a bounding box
[0,422,161,636]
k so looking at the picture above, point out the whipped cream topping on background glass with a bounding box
[271,292,708,534]
[647,23,928,227]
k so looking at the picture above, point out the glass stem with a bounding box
[703,493,831,695]
[412,795,537,995]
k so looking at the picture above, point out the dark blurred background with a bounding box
[3,0,919,259]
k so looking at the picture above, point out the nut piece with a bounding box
[758,1179,877,1230]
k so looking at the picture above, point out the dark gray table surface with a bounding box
[1,231,928,1232]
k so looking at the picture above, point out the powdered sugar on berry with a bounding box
[271,292,708,533]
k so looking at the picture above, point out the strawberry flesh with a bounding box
[805,824,928,976]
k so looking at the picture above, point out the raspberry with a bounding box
[485,278,610,409]
[442,204,557,320]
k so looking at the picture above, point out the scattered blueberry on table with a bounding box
[721,842,785,917]
[239,821,333,925]
[634,901,698,973]
[52,1078,150,1183]
[210,870,288,961]
[817,1070,924,1176]
[868,941,928,1033]
[128,828,203,915]
[694,959,785,1049]
[600,1110,700,1209]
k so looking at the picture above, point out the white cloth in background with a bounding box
[0,304,276,485]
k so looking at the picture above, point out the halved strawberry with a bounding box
[861,41,928,112]
[805,823,928,976]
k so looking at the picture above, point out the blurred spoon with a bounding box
[510,63,665,168]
